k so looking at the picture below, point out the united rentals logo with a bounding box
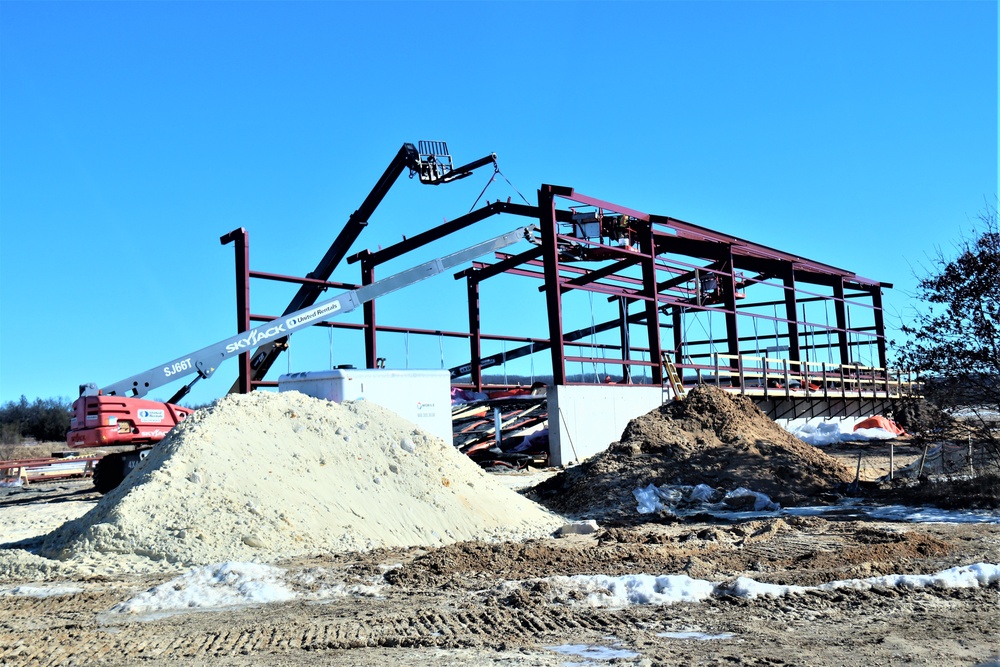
[286,301,342,328]
[137,409,165,423]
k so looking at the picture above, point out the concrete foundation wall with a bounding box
[548,385,665,466]
[545,387,902,467]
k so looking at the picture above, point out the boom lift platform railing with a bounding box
[668,352,921,400]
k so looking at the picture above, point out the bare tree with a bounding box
[897,204,1000,471]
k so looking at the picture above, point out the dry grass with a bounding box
[0,441,67,461]
[0,441,132,462]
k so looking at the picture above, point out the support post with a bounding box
[721,252,740,385]
[782,265,801,363]
[639,221,663,384]
[833,278,850,364]
[220,228,252,394]
[871,284,888,369]
[467,277,483,391]
[362,256,377,369]
[672,306,683,366]
[539,185,568,385]
[889,441,894,481]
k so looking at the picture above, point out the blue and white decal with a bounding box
[137,409,165,423]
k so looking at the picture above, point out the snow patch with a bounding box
[547,573,718,607]
[788,421,898,445]
[110,562,295,615]
[0,584,83,598]
[818,562,1000,592]
[507,562,1000,608]
[633,483,779,515]
[109,561,387,619]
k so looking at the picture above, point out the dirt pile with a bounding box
[384,517,954,590]
[892,397,960,435]
[530,385,855,522]
[36,391,563,573]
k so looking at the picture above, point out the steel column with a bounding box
[871,285,888,369]
[782,265,801,363]
[833,278,850,364]
[539,185,568,385]
[226,143,417,394]
[639,221,663,384]
[362,258,377,369]
[220,228,252,394]
[672,306,683,367]
[467,277,483,390]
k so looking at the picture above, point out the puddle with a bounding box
[782,501,1000,524]
[636,484,1000,525]
[546,643,640,661]
[658,631,735,640]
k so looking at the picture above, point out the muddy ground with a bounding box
[2,474,999,667]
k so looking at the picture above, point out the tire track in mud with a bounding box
[0,601,615,665]
[4,521,997,666]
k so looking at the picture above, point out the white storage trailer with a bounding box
[278,369,453,446]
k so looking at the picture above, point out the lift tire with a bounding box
[92,454,126,495]
[92,449,150,494]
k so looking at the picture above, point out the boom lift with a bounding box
[223,141,498,400]
[68,225,536,493]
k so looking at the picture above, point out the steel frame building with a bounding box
[225,182,894,397]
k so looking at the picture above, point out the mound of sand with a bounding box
[530,385,856,522]
[38,391,563,572]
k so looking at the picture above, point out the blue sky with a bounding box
[1,1,996,406]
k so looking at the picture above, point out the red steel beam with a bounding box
[539,185,567,385]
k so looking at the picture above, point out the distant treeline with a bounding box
[921,374,1000,408]
[0,396,72,444]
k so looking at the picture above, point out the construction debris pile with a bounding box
[529,385,856,522]
[451,395,549,469]
[35,392,563,573]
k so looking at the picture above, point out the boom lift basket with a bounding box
[415,140,455,184]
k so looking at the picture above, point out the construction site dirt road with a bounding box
[3,479,999,667]
[2,389,998,666]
